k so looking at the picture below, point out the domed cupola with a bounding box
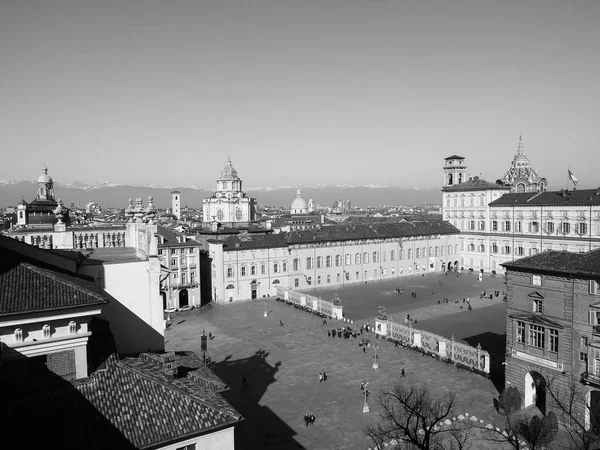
[221,157,238,179]
[291,189,308,215]
[37,167,55,201]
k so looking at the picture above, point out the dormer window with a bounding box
[42,324,51,339]
[69,321,77,334]
[533,299,543,314]
[14,328,23,343]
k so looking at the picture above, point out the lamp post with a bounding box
[361,379,370,413]
[264,299,268,317]
[373,344,379,369]
[200,329,208,364]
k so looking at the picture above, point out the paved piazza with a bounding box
[165,274,509,450]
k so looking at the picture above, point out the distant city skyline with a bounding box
[1,1,599,189]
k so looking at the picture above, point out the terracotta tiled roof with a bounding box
[501,249,600,278]
[442,177,510,192]
[490,188,600,207]
[157,225,199,248]
[0,351,241,449]
[220,220,458,251]
[0,248,108,317]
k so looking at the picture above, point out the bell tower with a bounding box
[443,155,467,188]
[171,191,181,220]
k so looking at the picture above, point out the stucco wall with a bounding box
[158,426,235,450]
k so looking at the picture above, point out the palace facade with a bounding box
[442,137,600,273]
[208,221,459,302]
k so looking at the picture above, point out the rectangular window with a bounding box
[469,220,475,230]
[307,277,312,286]
[356,271,359,279]
[261,264,266,275]
[171,249,177,255]
[293,259,299,271]
[515,221,522,232]
[316,257,322,269]
[345,254,351,265]
[190,271,195,284]
[282,262,287,272]
[529,325,545,349]
[562,222,570,234]
[317,276,321,285]
[492,243,498,253]
[337,273,341,282]
[492,220,498,231]
[294,278,299,288]
[580,352,588,370]
[241,266,247,276]
[504,245,511,255]
[391,250,396,261]
[516,321,525,344]
[589,310,600,325]
[251,265,256,275]
[355,253,360,264]
[181,273,187,285]
[171,258,177,268]
[363,252,369,264]
[326,256,332,268]
[504,221,511,232]
[373,252,378,263]
[517,246,524,256]
[590,281,599,295]
[306,257,313,270]
[227,267,234,278]
[582,336,589,347]
[530,221,539,233]
[579,223,588,235]
[176,444,196,450]
[533,299,543,314]
[273,263,279,273]
[547,222,554,234]
[335,255,341,266]
[382,252,386,262]
[479,221,485,231]
[327,274,331,283]
[549,329,559,353]
[532,275,541,286]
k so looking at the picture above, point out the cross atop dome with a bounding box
[220,157,238,179]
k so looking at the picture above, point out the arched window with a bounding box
[428,247,432,257]
[516,183,526,193]
[316,256,322,268]
[272,279,280,284]
[306,257,313,270]
[217,209,224,221]
[355,253,361,264]
[373,252,378,263]
[448,245,452,255]
[416,248,420,258]
[293,258,299,271]
[407,248,412,259]
[326,255,332,267]
[226,284,235,289]
[235,208,243,221]
[390,250,395,261]
[335,255,341,266]
[435,246,439,256]
[363,252,369,263]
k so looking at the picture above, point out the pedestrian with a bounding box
[310,415,315,425]
[279,320,284,326]
[327,330,331,337]
[323,372,327,381]
[208,331,213,340]
[304,414,310,427]
[319,372,323,383]
[322,319,328,326]
[363,346,366,354]
[401,368,406,378]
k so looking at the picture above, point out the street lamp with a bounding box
[373,345,379,369]
[361,379,370,413]
[263,299,268,317]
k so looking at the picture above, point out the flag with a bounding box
[568,169,579,186]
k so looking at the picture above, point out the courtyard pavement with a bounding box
[165,291,511,450]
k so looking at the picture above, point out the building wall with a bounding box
[202,197,255,224]
[159,246,202,309]
[210,234,460,303]
[79,260,164,355]
[0,310,97,379]
[159,426,235,450]
[505,269,600,420]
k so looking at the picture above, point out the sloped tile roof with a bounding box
[444,154,465,160]
[502,249,600,278]
[0,352,241,449]
[490,188,600,207]
[442,177,510,192]
[0,248,108,317]
[220,220,459,250]
[157,226,199,248]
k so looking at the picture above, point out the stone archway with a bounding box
[179,289,189,308]
[524,371,546,414]
[251,280,258,300]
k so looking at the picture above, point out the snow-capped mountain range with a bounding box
[0,179,441,208]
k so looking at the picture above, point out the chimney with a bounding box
[160,351,178,378]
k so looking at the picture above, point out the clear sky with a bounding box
[0,0,598,189]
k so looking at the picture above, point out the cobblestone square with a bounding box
[165,278,509,449]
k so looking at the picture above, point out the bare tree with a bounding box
[364,380,470,450]
[543,374,600,450]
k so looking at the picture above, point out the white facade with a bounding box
[202,158,257,224]
[210,232,460,303]
[171,191,181,220]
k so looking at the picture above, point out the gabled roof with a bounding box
[502,249,600,278]
[490,188,600,207]
[0,248,108,317]
[444,154,465,160]
[442,176,510,192]
[1,351,241,449]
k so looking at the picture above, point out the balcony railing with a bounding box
[170,282,199,289]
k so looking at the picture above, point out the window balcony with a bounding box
[593,325,600,336]
[581,370,600,387]
[171,282,199,289]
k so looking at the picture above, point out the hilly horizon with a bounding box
[0,181,443,209]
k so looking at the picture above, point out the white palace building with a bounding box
[442,136,600,274]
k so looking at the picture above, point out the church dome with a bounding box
[37,167,53,184]
[221,157,238,179]
[291,189,308,214]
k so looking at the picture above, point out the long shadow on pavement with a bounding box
[212,349,305,449]
[463,331,506,394]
